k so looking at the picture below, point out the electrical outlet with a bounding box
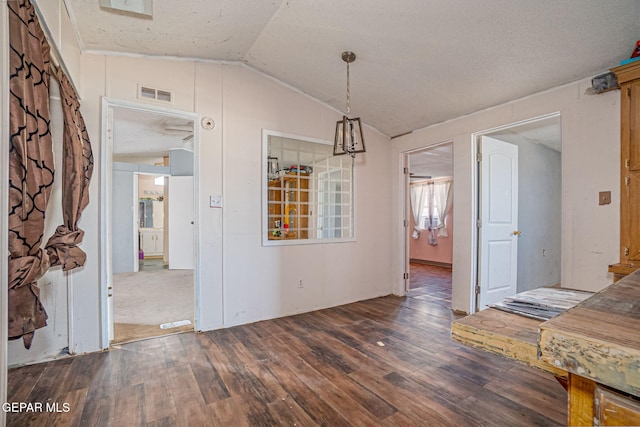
[599,191,611,205]
[298,279,304,288]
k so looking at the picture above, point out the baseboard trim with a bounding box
[410,259,452,269]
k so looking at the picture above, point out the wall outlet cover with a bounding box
[599,191,611,205]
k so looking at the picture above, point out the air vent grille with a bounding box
[138,85,172,103]
[157,90,172,102]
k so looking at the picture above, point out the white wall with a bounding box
[392,81,620,313]
[1,0,10,419]
[33,0,81,83]
[53,54,393,358]
[221,65,392,325]
[518,140,561,292]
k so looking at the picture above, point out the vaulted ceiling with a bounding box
[66,0,640,138]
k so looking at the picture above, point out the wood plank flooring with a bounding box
[7,264,567,426]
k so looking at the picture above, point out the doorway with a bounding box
[474,113,562,311]
[101,99,199,345]
[404,142,454,296]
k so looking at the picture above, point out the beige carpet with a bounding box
[113,269,194,343]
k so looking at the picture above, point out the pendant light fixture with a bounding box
[334,51,366,157]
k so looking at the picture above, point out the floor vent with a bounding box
[159,319,192,329]
[138,85,173,103]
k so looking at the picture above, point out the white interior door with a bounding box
[478,136,519,309]
[168,176,194,269]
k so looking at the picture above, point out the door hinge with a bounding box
[625,247,630,256]
[626,176,631,187]
[475,285,480,294]
[476,152,482,162]
[404,219,409,227]
[404,167,409,174]
[403,273,409,280]
[476,219,482,228]
[626,159,630,169]
[628,87,632,97]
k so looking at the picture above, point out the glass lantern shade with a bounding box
[267,156,280,180]
[333,116,366,156]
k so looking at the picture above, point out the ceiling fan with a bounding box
[163,122,194,142]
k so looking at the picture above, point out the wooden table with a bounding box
[539,272,640,426]
[452,271,640,426]
[451,307,567,378]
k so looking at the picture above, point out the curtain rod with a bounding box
[410,176,453,185]
[30,0,82,100]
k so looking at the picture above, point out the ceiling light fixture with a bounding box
[334,51,366,157]
[99,0,153,18]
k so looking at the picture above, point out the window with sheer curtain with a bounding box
[410,180,452,245]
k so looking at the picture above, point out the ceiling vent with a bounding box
[99,0,153,18]
[138,85,172,103]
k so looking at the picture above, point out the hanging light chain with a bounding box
[346,59,351,117]
[334,51,365,157]
[342,51,356,118]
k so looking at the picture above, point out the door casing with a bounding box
[100,98,200,348]
[471,112,561,312]
[401,141,454,294]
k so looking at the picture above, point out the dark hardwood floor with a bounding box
[7,264,567,426]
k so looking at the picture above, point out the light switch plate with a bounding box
[210,196,223,208]
[599,191,611,205]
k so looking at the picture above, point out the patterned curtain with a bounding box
[45,67,94,270]
[8,0,54,349]
[8,0,93,349]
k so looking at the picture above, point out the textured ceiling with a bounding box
[409,143,453,180]
[66,0,640,137]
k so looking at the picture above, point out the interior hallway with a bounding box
[7,262,567,426]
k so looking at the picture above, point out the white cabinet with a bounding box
[140,228,164,257]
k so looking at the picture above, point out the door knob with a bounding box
[513,230,522,236]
